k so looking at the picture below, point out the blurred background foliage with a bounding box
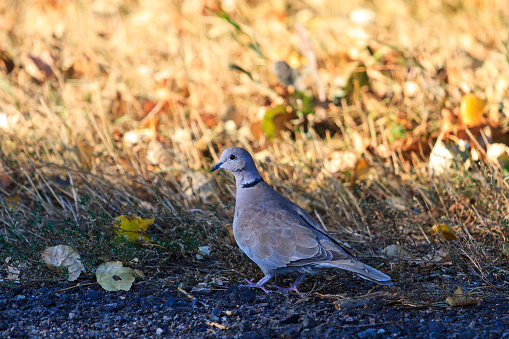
[0,0,508,290]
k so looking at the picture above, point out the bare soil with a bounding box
[2,260,508,339]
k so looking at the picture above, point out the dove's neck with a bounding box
[235,169,263,189]
[241,176,263,188]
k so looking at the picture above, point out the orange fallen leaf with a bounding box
[354,158,370,180]
[0,168,12,189]
[351,158,370,187]
[78,141,94,171]
[199,112,217,129]
[250,121,262,139]
[460,94,485,126]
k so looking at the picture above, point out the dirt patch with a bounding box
[2,262,507,338]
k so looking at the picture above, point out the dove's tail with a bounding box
[326,260,393,285]
[355,263,393,285]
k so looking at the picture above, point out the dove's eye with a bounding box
[229,154,237,161]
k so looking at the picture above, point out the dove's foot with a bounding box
[274,284,305,297]
[239,276,272,293]
[274,273,306,297]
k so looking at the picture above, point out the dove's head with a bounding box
[210,147,261,186]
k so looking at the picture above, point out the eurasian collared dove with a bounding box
[210,147,392,296]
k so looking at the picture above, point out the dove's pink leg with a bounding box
[275,274,306,297]
[240,275,272,293]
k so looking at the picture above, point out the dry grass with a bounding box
[0,0,508,299]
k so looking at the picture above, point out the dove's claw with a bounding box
[239,276,272,293]
[274,284,305,297]
[274,273,307,297]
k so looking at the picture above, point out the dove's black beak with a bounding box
[210,162,223,172]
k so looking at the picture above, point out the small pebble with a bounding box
[40,297,54,307]
[358,328,377,338]
[280,314,300,324]
[429,320,446,333]
[103,303,119,312]
[83,290,100,301]
[301,316,316,328]
[240,290,255,303]
[227,285,238,292]
[164,298,176,308]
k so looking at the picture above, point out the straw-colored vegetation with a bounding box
[0,0,508,301]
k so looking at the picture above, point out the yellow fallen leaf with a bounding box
[445,287,482,307]
[287,51,306,69]
[112,215,154,244]
[431,224,457,241]
[41,245,85,281]
[96,261,136,291]
[460,94,485,126]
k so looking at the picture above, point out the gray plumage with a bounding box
[210,147,392,295]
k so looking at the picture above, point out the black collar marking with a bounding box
[241,177,263,188]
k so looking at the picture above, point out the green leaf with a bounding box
[214,8,243,33]
[291,91,316,115]
[342,63,370,101]
[262,105,287,139]
[212,4,264,59]
[387,121,406,142]
[229,63,253,80]
[248,42,264,59]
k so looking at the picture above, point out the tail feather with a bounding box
[356,273,393,285]
[356,263,393,285]
[329,260,393,285]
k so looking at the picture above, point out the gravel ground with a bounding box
[1,274,508,339]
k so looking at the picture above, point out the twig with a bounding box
[56,282,99,293]
[314,210,329,232]
[206,321,228,330]
[340,321,394,328]
[178,287,209,307]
